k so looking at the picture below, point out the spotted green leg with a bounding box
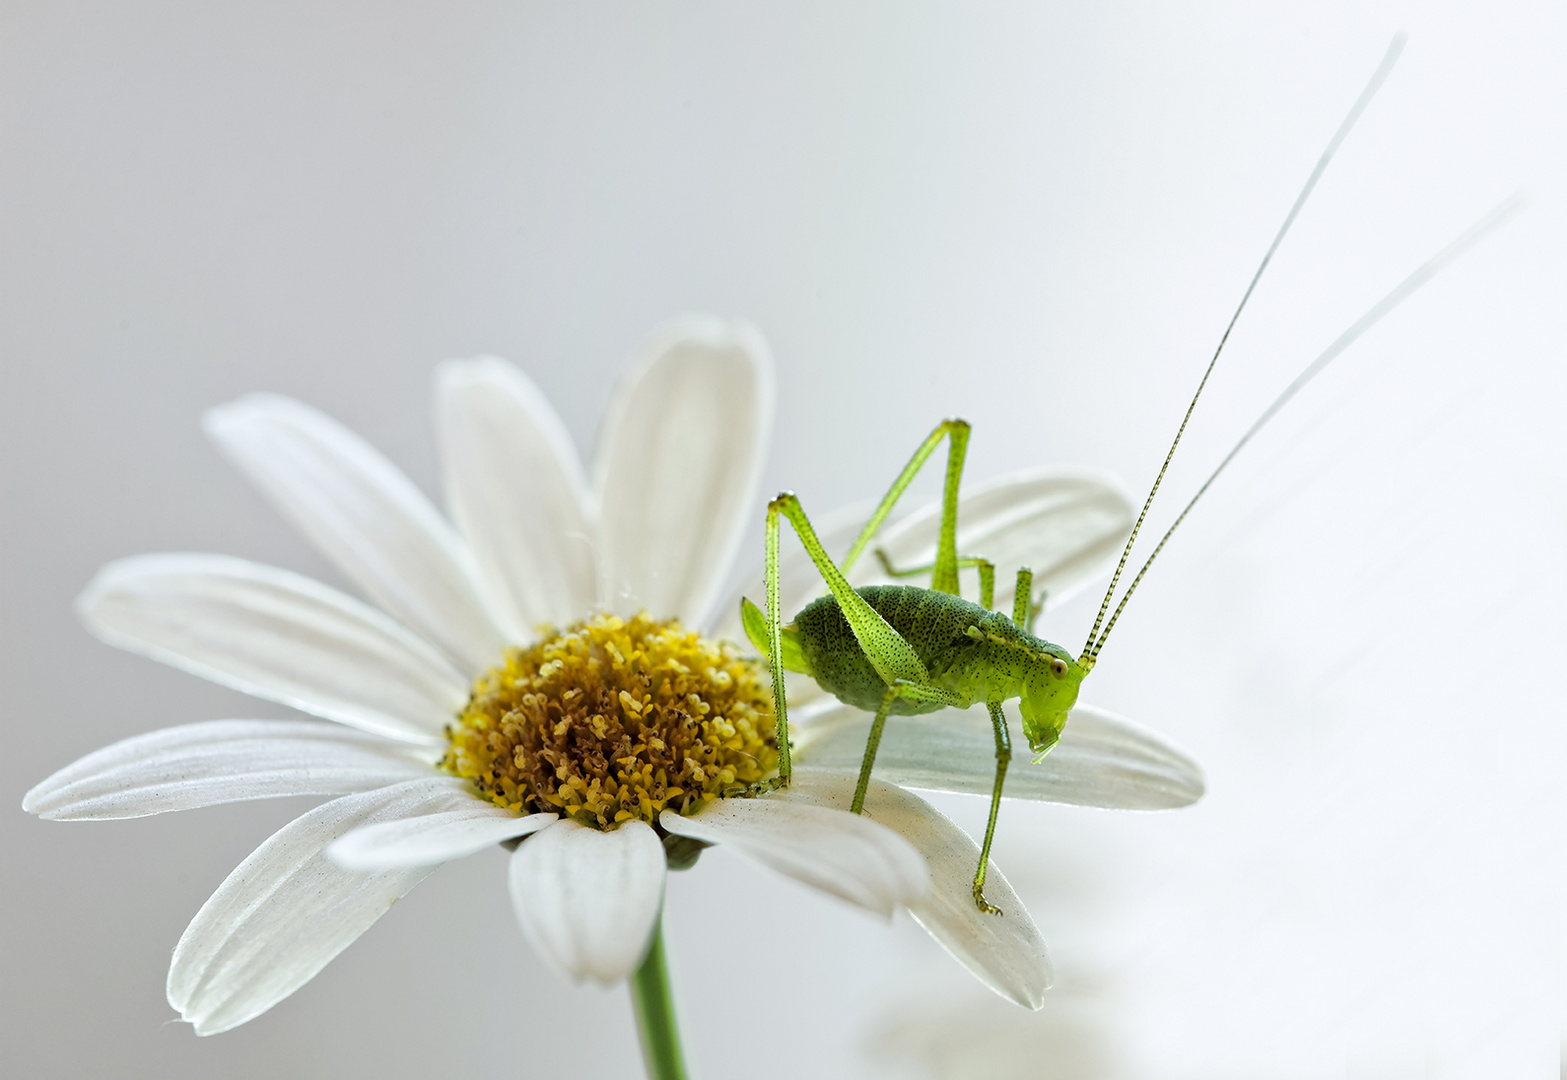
[761,420,1028,913]
[875,549,998,611]
[964,565,1040,912]
[763,420,972,789]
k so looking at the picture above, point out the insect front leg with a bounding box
[972,701,1012,915]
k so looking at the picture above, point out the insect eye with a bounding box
[1050,658,1068,676]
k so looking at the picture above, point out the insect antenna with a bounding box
[1081,36,1406,662]
[1087,194,1525,661]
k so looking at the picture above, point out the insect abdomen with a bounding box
[793,585,988,714]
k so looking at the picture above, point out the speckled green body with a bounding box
[792,584,1086,752]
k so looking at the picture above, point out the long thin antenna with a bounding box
[1082,36,1406,658]
[1088,193,1523,658]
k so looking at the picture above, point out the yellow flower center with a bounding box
[441,612,778,829]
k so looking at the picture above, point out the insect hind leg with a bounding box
[837,419,972,593]
[875,550,997,610]
[851,679,968,815]
[851,685,903,816]
[763,493,939,789]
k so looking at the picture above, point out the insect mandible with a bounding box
[740,37,1519,913]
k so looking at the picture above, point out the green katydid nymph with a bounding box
[741,36,1520,914]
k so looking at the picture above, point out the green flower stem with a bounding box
[629,910,689,1080]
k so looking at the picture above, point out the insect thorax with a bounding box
[793,584,1059,715]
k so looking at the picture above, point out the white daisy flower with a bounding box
[24,316,1202,1039]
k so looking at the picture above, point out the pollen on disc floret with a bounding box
[442,613,779,828]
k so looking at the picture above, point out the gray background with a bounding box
[4,3,1564,1078]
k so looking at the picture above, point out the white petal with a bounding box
[167,777,472,1034]
[329,806,556,870]
[595,317,773,626]
[435,357,598,637]
[793,701,1205,810]
[205,394,507,673]
[865,467,1135,612]
[22,719,435,820]
[79,554,467,744]
[785,768,1051,1009]
[660,791,927,919]
[508,819,665,984]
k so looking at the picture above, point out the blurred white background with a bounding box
[3,2,1564,1078]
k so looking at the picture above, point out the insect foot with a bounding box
[973,883,1003,917]
[738,774,791,798]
